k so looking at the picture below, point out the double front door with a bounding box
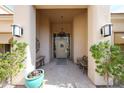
[55,37,69,58]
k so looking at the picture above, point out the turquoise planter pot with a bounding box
[25,69,44,88]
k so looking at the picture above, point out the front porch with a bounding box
[13,5,111,86]
[11,59,95,88]
[0,5,124,88]
[42,59,95,88]
[5,59,95,88]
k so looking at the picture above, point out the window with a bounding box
[114,32,124,54]
[0,44,11,53]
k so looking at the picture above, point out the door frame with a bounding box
[53,33,70,59]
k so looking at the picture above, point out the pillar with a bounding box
[13,5,36,75]
[88,5,112,85]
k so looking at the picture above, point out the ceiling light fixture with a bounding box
[57,16,66,37]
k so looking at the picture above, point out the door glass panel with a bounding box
[55,37,69,58]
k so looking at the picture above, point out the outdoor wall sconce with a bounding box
[101,24,112,37]
[11,24,23,37]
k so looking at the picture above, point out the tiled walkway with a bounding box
[42,59,95,88]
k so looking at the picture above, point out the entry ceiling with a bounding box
[37,9,87,23]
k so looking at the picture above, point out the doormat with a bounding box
[56,59,67,65]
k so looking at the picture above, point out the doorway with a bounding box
[53,33,70,59]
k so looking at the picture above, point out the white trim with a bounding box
[0,14,13,20]
[0,5,14,14]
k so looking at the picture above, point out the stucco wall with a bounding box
[40,17,50,63]
[111,13,124,44]
[13,5,36,84]
[73,13,88,63]
[0,20,12,32]
[14,5,36,67]
[36,12,50,63]
[51,23,72,34]
[0,34,12,44]
[0,15,13,44]
[112,18,124,32]
[88,5,112,85]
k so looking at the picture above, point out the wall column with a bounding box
[13,5,36,75]
[73,14,88,63]
[88,5,112,85]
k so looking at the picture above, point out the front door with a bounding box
[55,37,69,58]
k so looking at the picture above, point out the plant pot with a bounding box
[25,69,44,88]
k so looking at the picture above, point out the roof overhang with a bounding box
[35,5,88,9]
[0,14,13,20]
[111,13,124,20]
[0,5,14,14]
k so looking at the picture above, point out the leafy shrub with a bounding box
[90,41,124,87]
[0,40,27,85]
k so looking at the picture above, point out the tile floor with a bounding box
[42,59,95,88]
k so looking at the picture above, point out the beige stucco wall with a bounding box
[13,5,36,84]
[88,5,112,85]
[0,34,12,44]
[112,19,124,32]
[0,20,12,32]
[38,16,50,63]
[0,15,13,44]
[111,14,124,44]
[73,13,88,63]
[111,14,124,32]
[51,23,72,34]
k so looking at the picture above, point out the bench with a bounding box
[77,56,88,74]
[36,56,45,69]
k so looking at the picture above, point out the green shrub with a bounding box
[90,41,124,87]
[0,40,27,85]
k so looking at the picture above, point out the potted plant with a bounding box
[25,69,44,88]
